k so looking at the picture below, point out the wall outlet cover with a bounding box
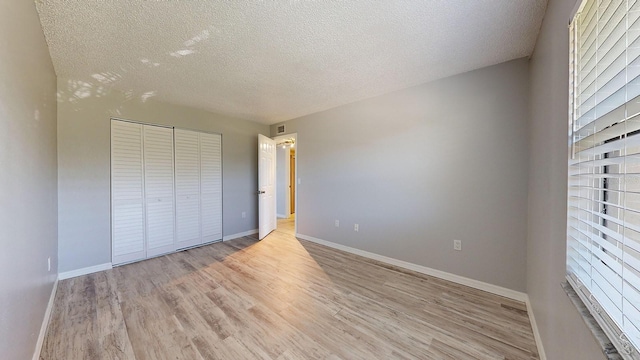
[454,240,462,251]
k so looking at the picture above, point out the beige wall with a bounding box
[527,0,604,358]
[57,78,269,273]
[271,59,530,292]
[0,0,58,359]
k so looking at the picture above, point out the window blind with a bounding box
[568,0,640,357]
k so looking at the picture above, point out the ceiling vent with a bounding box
[277,125,285,134]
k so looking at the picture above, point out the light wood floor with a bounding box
[41,218,539,359]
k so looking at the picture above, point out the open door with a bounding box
[258,134,277,239]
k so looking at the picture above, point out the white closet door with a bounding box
[111,120,146,265]
[200,132,222,243]
[174,129,201,249]
[143,125,176,257]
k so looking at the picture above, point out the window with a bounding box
[568,0,640,357]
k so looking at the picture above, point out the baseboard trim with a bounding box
[32,277,58,360]
[295,233,528,302]
[58,263,113,280]
[277,214,287,219]
[223,229,259,242]
[525,296,547,360]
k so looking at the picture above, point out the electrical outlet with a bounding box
[335,220,340,227]
[47,257,51,272]
[298,178,301,185]
[453,240,462,251]
[354,224,359,232]
[242,211,246,219]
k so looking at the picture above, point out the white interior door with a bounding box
[258,134,277,239]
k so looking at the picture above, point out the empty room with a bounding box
[1,0,636,359]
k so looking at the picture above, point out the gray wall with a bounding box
[57,79,269,273]
[271,59,530,291]
[527,0,604,358]
[0,0,58,359]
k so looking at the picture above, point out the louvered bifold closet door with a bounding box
[174,129,202,249]
[111,121,146,265]
[143,125,176,257]
[200,132,222,243]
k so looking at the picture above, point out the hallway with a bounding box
[276,216,295,237]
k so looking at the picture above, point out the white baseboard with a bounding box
[525,296,547,360]
[277,214,287,219]
[58,263,113,280]
[223,229,259,241]
[295,233,528,302]
[32,278,58,360]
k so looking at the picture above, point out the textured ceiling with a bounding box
[36,0,547,124]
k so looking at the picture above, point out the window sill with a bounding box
[563,281,624,360]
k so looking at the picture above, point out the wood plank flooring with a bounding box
[41,218,539,359]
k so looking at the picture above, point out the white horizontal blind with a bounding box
[111,121,146,264]
[568,0,640,357]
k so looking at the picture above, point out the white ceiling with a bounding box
[36,0,547,124]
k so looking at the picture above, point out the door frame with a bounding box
[272,133,298,234]
[289,149,295,215]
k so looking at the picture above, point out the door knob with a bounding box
[257,190,265,194]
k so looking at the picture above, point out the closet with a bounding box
[111,119,222,266]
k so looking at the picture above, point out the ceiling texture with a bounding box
[36,0,548,124]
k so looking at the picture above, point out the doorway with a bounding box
[290,149,295,215]
[273,134,297,236]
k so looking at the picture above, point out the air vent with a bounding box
[277,125,285,134]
